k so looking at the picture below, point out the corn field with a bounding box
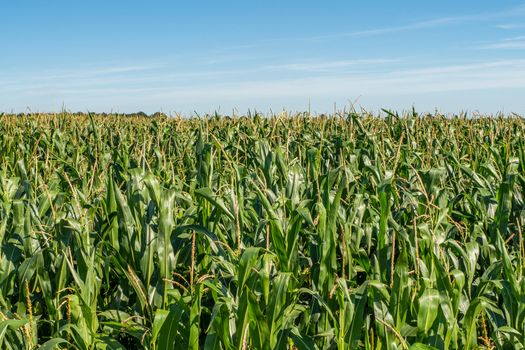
[1,112,524,349]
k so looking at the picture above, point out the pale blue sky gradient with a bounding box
[2,1,525,114]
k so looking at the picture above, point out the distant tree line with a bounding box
[1,111,169,118]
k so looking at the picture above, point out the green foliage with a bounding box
[0,112,524,349]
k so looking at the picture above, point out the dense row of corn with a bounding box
[0,112,524,349]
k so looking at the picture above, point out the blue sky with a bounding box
[2,1,525,114]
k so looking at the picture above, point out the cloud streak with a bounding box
[0,64,159,88]
[477,36,525,50]
[496,23,525,29]
[0,58,401,94]
[153,60,525,100]
[4,59,525,99]
[304,4,525,41]
[263,59,398,72]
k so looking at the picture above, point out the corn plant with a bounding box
[0,112,524,349]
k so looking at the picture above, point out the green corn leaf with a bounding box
[417,289,440,334]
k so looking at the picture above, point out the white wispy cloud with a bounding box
[304,4,525,41]
[34,65,158,80]
[0,58,400,94]
[496,23,525,29]
[477,36,525,50]
[0,64,158,86]
[125,59,525,104]
[4,60,525,113]
[6,60,525,100]
[264,59,397,72]
[309,17,460,40]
